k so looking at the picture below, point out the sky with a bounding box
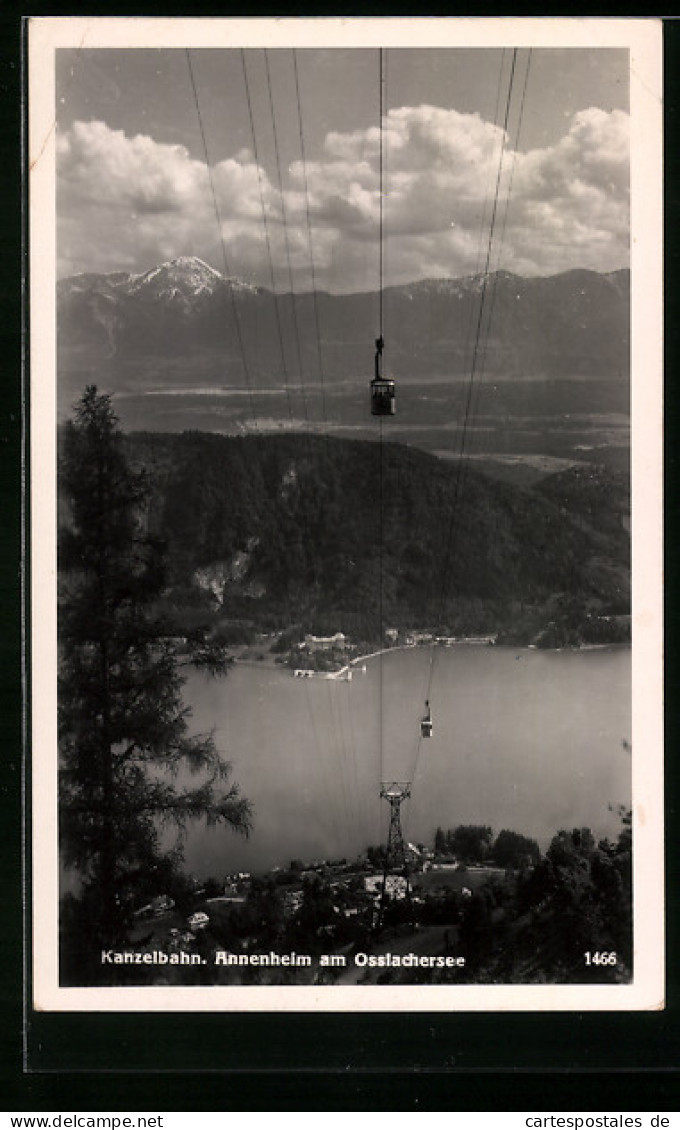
[56,47,630,292]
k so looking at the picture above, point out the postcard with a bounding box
[28,16,663,1013]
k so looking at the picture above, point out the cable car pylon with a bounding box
[377,781,412,929]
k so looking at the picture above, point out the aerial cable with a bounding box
[463,49,533,465]
[337,679,365,847]
[186,48,275,626]
[256,47,364,855]
[240,49,297,428]
[263,50,311,428]
[187,49,311,872]
[369,49,395,417]
[454,50,533,529]
[408,49,521,797]
[493,49,532,276]
[379,46,385,338]
[264,49,367,847]
[329,674,363,845]
[189,49,349,859]
[324,680,351,845]
[343,676,373,839]
[292,49,330,444]
[436,50,530,537]
[299,653,349,853]
[185,49,259,428]
[406,51,511,749]
[303,677,346,851]
[378,413,384,784]
[301,653,359,857]
[325,678,360,851]
[473,50,532,387]
[453,47,510,402]
[377,46,386,786]
[440,47,519,535]
[431,47,519,623]
[191,49,365,863]
[407,48,514,775]
[260,45,329,611]
[474,50,509,273]
[292,52,364,839]
[409,50,520,799]
[408,51,509,721]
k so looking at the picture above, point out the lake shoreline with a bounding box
[232,638,630,678]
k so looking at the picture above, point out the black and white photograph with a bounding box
[29,17,663,1010]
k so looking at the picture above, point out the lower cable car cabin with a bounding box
[420,700,433,738]
[371,335,396,416]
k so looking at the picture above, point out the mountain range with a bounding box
[58,256,630,384]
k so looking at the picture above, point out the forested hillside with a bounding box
[108,432,630,645]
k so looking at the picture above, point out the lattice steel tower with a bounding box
[378,782,412,926]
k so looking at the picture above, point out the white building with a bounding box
[304,632,347,652]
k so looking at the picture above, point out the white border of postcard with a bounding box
[29,15,664,1012]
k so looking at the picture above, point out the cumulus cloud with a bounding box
[57,105,629,288]
[57,120,281,280]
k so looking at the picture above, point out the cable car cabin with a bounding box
[420,700,433,739]
[371,336,395,416]
[371,376,396,416]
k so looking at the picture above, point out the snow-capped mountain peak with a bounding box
[126,256,226,300]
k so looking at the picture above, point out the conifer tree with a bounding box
[58,387,251,960]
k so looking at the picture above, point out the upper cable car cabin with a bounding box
[420,700,433,739]
[371,336,395,416]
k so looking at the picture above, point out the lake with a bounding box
[177,644,631,880]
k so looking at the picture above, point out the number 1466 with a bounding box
[584,951,617,966]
